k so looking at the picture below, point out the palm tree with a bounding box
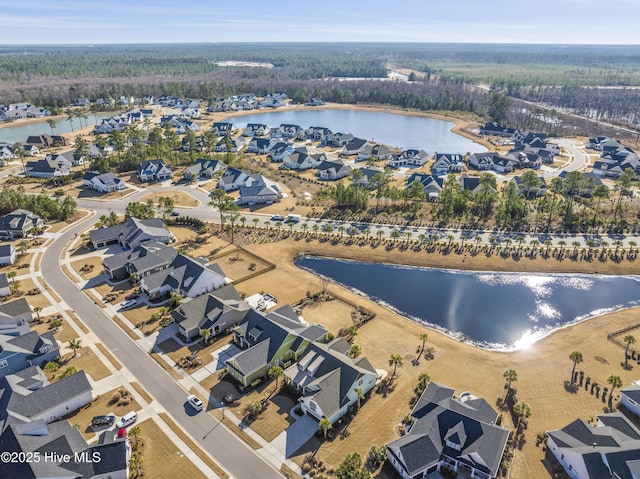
[586,239,596,257]
[624,335,636,368]
[319,418,332,439]
[474,235,482,253]
[345,325,358,342]
[529,239,539,258]
[268,365,284,391]
[46,118,57,135]
[544,239,552,256]
[128,426,141,446]
[252,218,259,229]
[513,401,532,431]
[503,369,518,399]
[417,372,431,394]
[199,328,212,345]
[607,375,623,399]
[7,271,17,283]
[348,344,362,358]
[591,184,610,232]
[572,241,581,258]
[33,306,43,322]
[419,333,428,355]
[354,387,364,410]
[516,235,525,255]
[129,453,143,478]
[389,354,404,377]
[68,338,82,358]
[569,351,583,384]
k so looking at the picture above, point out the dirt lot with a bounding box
[298,297,356,336]
[209,247,272,282]
[156,334,232,373]
[139,190,200,207]
[60,346,112,382]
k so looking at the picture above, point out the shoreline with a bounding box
[294,253,640,353]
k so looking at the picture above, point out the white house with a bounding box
[283,147,325,170]
[621,380,640,416]
[137,159,172,182]
[238,175,283,205]
[0,245,16,266]
[82,171,127,193]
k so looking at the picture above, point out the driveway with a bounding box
[270,412,318,458]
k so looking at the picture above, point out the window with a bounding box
[40,345,51,354]
[0,359,7,368]
[65,405,70,411]
[561,454,564,460]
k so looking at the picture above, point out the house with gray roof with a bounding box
[389,149,429,168]
[316,158,352,181]
[0,419,131,479]
[621,380,640,417]
[238,174,283,205]
[358,144,396,162]
[226,306,328,388]
[172,284,250,340]
[89,217,175,250]
[247,137,274,154]
[242,123,269,137]
[102,241,177,281]
[214,136,246,153]
[406,173,444,201]
[139,253,227,300]
[342,138,371,157]
[25,158,72,178]
[547,413,640,479]
[0,209,44,239]
[469,152,514,173]
[211,122,236,134]
[386,382,508,479]
[283,147,326,170]
[136,159,172,182]
[432,153,464,175]
[0,244,16,266]
[183,159,226,181]
[0,330,59,379]
[0,273,9,298]
[0,298,33,336]
[284,337,377,424]
[82,171,126,193]
[269,142,296,162]
[2,366,92,424]
[218,167,251,191]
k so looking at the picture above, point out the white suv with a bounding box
[187,394,204,412]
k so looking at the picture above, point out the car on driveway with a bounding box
[91,415,115,428]
[187,394,204,412]
[119,299,137,309]
[125,292,140,300]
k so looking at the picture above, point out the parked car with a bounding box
[270,214,285,221]
[119,299,137,309]
[125,292,140,300]
[91,415,115,427]
[170,211,180,216]
[116,411,138,428]
[187,394,204,412]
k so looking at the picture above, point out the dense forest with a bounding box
[2,43,640,139]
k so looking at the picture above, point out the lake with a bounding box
[295,256,640,350]
[227,109,486,154]
[0,112,114,144]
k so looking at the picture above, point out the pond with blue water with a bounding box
[296,256,640,350]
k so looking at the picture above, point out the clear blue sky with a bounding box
[1,0,638,45]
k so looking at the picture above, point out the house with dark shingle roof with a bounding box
[0,209,44,239]
[469,152,514,173]
[432,154,464,175]
[82,171,127,193]
[0,244,16,266]
[25,158,72,178]
[183,159,226,181]
[547,413,640,479]
[406,173,444,201]
[0,330,59,379]
[284,337,377,424]
[136,159,172,182]
[139,253,227,300]
[89,217,175,250]
[218,167,251,191]
[2,366,92,424]
[0,273,9,298]
[225,306,328,387]
[621,380,640,417]
[388,149,430,168]
[316,158,352,181]
[172,284,250,340]
[386,382,508,479]
[342,138,371,156]
[247,137,273,154]
[242,123,269,137]
[283,147,326,170]
[238,174,283,205]
[268,142,296,163]
[102,241,177,281]
[0,298,33,336]
[211,122,236,134]
[0,420,131,479]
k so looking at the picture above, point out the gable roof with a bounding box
[172,284,249,332]
[0,210,42,234]
[0,298,32,326]
[141,253,226,295]
[89,217,171,245]
[103,241,177,275]
[0,330,57,360]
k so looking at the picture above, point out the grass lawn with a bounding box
[14,278,53,309]
[168,225,201,242]
[46,209,91,233]
[70,256,104,279]
[96,343,122,370]
[66,310,90,334]
[94,280,135,304]
[59,346,112,382]
[298,297,355,338]
[0,253,33,274]
[244,390,296,442]
[139,190,200,207]
[63,387,141,440]
[156,337,215,372]
[133,418,211,479]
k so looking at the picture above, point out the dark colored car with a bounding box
[170,211,180,216]
[91,415,115,427]
[125,292,140,300]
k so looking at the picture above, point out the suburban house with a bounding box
[102,242,178,281]
[0,244,16,265]
[172,284,250,340]
[25,134,67,149]
[386,382,509,479]
[316,158,352,180]
[268,142,296,162]
[309,98,325,106]
[469,152,514,173]
[82,171,127,193]
[0,145,16,161]
[358,144,396,162]
[621,380,640,417]
[225,306,328,388]
[324,132,354,147]
[22,144,39,156]
[504,150,542,169]
[546,413,640,479]
[238,174,284,205]
[139,253,228,300]
[0,273,10,298]
[0,298,33,336]
[458,175,491,194]
[0,209,44,239]
[283,147,326,170]
[247,137,274,154]
[304,126,334,142]
[89,217,175,250]
[218,167,251,191]
[432,154,464,175]
[479,122,517,138]
[242,123,269,137]
[25,158,72,178]
[388,149,430,168]
[0,420,131,479]
[284,337,377,424]
[342,138,372,157]
[277,123,303,138]
[2,367,92,424]
[0,330,59,379]
[136,159,172,182]
[211,122,236,134]
[183,159,226,181]
[406,173,445,200]
[354,167,385,188]
[47,150,85,167]
[511,175,547,198]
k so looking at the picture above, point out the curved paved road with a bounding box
[42,215,283,479]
